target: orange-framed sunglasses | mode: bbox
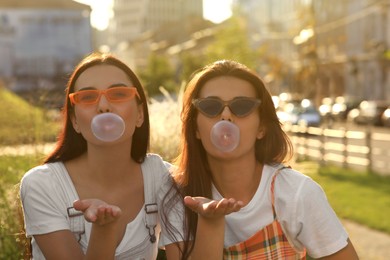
[69,87,140,105]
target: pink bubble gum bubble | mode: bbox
[210,121,240,152]
[91,113,125,142]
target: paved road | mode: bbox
[342,220,390,260]
[1,143,390,259]
[0,143,55,156]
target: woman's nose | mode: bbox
[220,105,233,121]
[97,95,111,113]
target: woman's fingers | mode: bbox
[95,205,122,225]
[184,196,244,218]
[73,199,122,225]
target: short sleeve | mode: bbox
[20,165,70,237]
[277,173,349,258]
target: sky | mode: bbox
[74,0,232,31]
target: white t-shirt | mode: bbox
[20,153,182,260]
[212,164,349,259]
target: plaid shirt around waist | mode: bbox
[223,168,306,260]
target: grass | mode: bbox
[149,87,182,162]
[0,87,60,146]
[0,154,43,260]
[294,161,390,233]
[307,163,390,233]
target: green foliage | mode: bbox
[178,52,207,83]
[0,87,60,146]
[139,54,177,97]
[205,16,258,69]
[140,15,262,93]
[0,155,41,260]
[296,161,390,234]
[0,180,24,260]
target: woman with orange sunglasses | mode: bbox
[20,53,183,259]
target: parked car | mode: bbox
[319,97,335,126]
[319,96,362,124]
[331,96,362,121]
[381,106,390,127]
[347,100,389,126]
[277,99,321,127]
[319,97,334,119]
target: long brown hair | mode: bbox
[169,60,293,259]
[20,53,150,258]
[44,52,150,164]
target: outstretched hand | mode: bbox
[73,199,122,226]
[184,196,244,219]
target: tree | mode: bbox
[179,52,206,83]
[205,16,258,70]
[138,54,176,98]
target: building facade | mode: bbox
[237,0,390,103]
[0,0,92,107]
[107,0,203,49]
[104,0,204,71]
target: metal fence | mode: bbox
[285,125,390,176]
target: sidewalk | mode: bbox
[342,219,390,260]
[0,143,55,156]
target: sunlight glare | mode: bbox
[74,0,113,31]
[203,0,232,23]
[75,0,232,29]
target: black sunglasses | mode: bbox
[192,97,261,118]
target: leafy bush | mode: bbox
[0,87,60,146]
[139,54,177,97]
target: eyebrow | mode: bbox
[202,96,255,100]
[78,83,130,91]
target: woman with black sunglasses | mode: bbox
[19,53,184,259]
[163,60,359,259]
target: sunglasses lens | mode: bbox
[74,91,99,104]
[107,88,135,101]
[193,97,260,117]
[70,87,138,105]
[197,99,223,117]
[230,99,259,117]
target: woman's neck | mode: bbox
[69,141,138,183]
[208,155,263,205]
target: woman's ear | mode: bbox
[257,127,265,139]
[70,115,81,133]
[136,104,144,127]
[196,129,201,139]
